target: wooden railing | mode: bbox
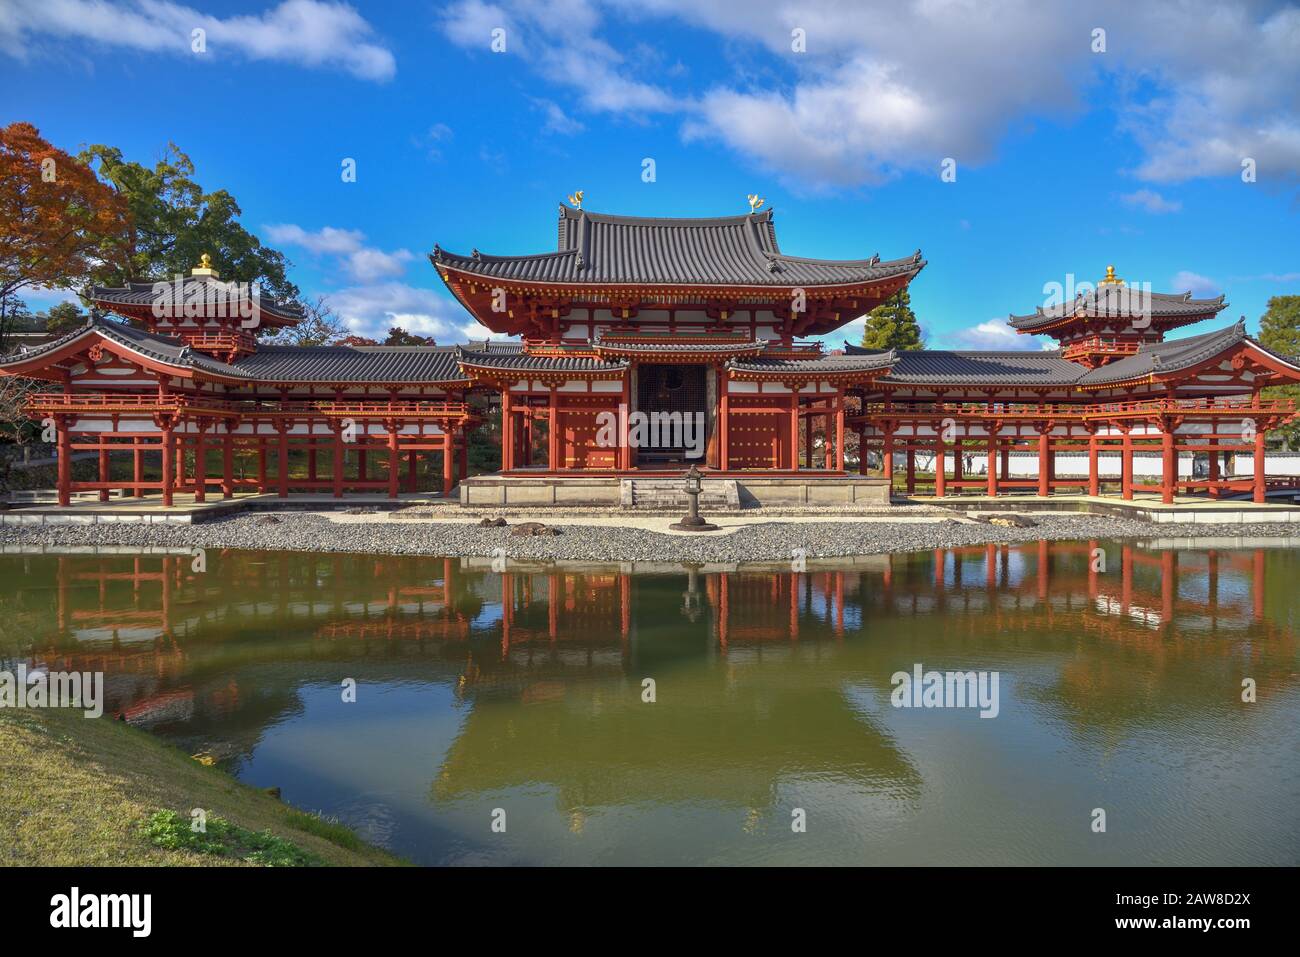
[854,397,1296,420]
[26,393,471,421]
[179,330,258,356]
[1061,336,1143,362]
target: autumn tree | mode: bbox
[1258,295,1300,450]
[861,289,925,351]
[383,326,435,346]
[79,141,298,304]
[0,122,129,323]
[263,296,348,346]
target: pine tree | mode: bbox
[1258,295,1300,450]
[860,290,925,351]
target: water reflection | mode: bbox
[0,541,1296,865]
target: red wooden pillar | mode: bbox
[308,445,318,483]
[133,445,143,497]
[98,440,110,502]
[805,410,813,468]
[332,426,344,498]
[1037,428,1050,497]
[1000,446,1010,483]
[986,433,997,497]
[387,424,399,499]
[882,428,894,484]
[790,394,801,472]
[443,431,455,497]
[1253,428,1266,503]
[834,399,845,472]
[1087,431,1100,497]
[934,436,946,498]
[906,447,916,493]
[161,426,175,507]
[548,387,559,471]
[407,449,418,492]
[56,417,71,506]
[277,425,289,498]
[719,379,730,471]
[952,438,963,486]
[1161,426,1176,504]
[193,427,206,503]
[1207,434,1220,498]
[257,437,268,493]
[1121,429,1134,500]
[619,375,631,470]
[221,430,234,499]
[500,391,514,472]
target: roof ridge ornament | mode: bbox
[1099,264,1124,286]
[192,252,219,278]
[747,193,765,214]
[567,189,584,210]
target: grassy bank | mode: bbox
[0,707,403,866]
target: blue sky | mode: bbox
[4,0,1299,348]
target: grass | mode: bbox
[0,707,404,867]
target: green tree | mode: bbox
[1258,295,1300,450]
[264,296,347,346]
[41,301,85,336]
[860,290,925,351]
[78,142,298,304]
[0,290,34,353]
[383,326,435,346]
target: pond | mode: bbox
[1,540,1296,866]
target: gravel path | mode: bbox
[2,512,1298,564]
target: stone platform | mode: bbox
[913,492,1300,524]
[0,491,446,525]
[458,473,892,508]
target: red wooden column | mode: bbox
[1087,430,1100,497]
[56,417,72,506]
[805,409,813,468]
[1037,427,1050,497]
[619,375,631,470]
[1207,434,1220,499]
[1161,425,1176,504]
[277,424,289,498]
[952,438,963,486]
[222,429,234,499]
[719,377,730,471]
[1253,428,1267,503]
[97,439,110,502]
[934,436,946,498]
[132,444,144,498]
[193,426,206,503]
[257,437,268,493]
[882,427,895,484]
[332,425,344,498]
[161,425,175,507]
[500,390,514,472]
[1121,428,1134,500]
[790,394,801,472]
[906,446,916,493]
[986,432,998,497]
[547,387,559,471]
[834,398,845,472]
[386,422,399,499]
[442,431,454,497]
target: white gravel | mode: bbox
[2,511,1298,563]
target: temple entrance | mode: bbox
[635,364,709,467]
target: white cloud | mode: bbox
[0,0,396,80]
[438,0,1300,188]
[1120,189,1182,214]
[265,224,414,282]
[533,98,584,135]
[1170,270,1220,298]
[327,282,504,342]
[951,320,1047,352]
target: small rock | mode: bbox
[479,517,507,527]
[988,514,1037,528]
[256,514,282,525]
[510,521,561,537]
[263,786,282,801]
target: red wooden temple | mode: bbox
[3,203,1299,506]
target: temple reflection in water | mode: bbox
[1,541,1296,864]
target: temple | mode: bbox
[3,203,1299,507]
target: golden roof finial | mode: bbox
[567,190,584,210]
[192,252,219,278]
[747,193,765,213]
[1099,264,1124,286]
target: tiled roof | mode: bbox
[455,349,628,374]
[1076,320,1300,385]
[89,277,304,324]
[728,352,897,375]
[432,205,925,288]
[861,348,1089,385]
[592,333,767,357]
[1009,286,1226,331]
[235,345,470,384]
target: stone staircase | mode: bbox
[620,478,740,510]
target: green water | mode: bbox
[1,541,1297,866]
